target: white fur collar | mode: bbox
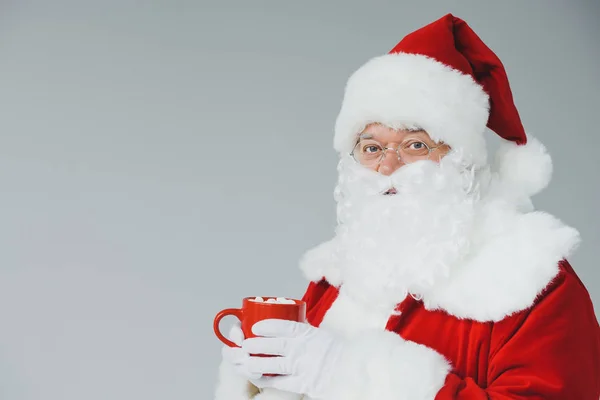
[300,198,580,322]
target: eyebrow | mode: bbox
[404,131,429,140]
[404,129,427,135]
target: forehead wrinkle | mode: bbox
[359,131,427,144]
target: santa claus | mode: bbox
[214,13,600,400]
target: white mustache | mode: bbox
[341,156,456,196]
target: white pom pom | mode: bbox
[494,135,552,197]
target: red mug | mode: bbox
[214,297,307,347]
[214,297,306,376]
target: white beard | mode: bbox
[328,153,481,310]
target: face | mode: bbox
[355,123,450,176]
[325,124,476,307]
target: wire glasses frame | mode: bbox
[350,138,446,167]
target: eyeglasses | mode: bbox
[350,138,445,167]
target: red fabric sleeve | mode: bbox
[301,279,330,311]
[436,262,600,399]
[300,279,338,327]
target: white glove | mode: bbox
[240,319,343,399]
[221,322,262,380]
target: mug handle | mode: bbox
[213,308,243,347]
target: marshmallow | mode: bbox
[250,296,295,304]
[277,297,296,304]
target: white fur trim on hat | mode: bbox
[334,53,490,166]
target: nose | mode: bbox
[377,149,403,176]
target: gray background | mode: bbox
[0,1,598,399]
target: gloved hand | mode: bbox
[221,322,262,381]
[240,319,344,399]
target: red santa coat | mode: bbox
[302,259,600,399]
[214,203,600,400]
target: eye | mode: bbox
[408,141,427,150]
[402,141,431,157]
[363,144,382,153]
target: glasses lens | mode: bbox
[353,140,384,166]
[400,141,431,159]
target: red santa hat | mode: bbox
[334,13,552,197]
